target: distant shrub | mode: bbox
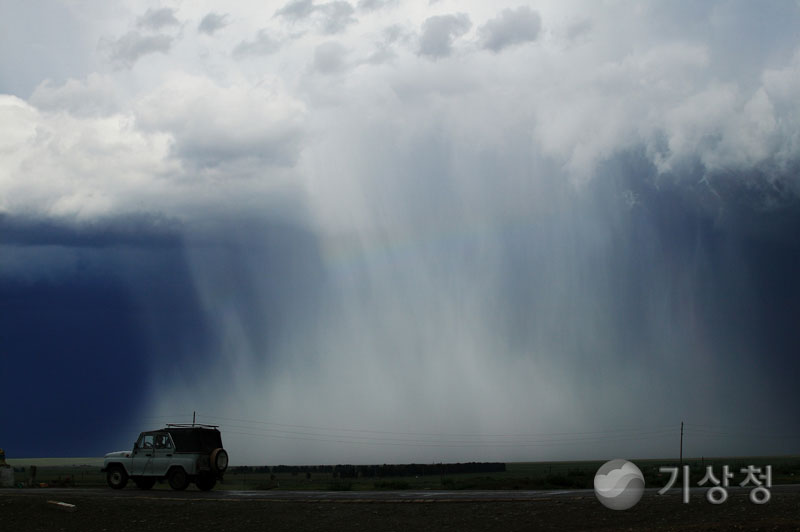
[544,474,589,489]
[374,480,410,489]
[327,481,352,491]
[567,468,589,477]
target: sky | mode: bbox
[1,0,800,465]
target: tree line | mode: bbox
[230,462,506,478]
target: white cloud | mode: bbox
[275,0,357,34]
[0,71,306,221]
[357,0,397,12]
[317,1,357,34]
[105,31,173,68]
[137,8,180,30]
[233,29,281,58]
[134,73,306,171]
[313,41,349,74]
[275,0,315,21]
[478,6,541,52]
[0,1,797,223]
[760,50,800,165]
[418,13,471,59]
[198,12,229,35]
[0,94,175,219]
[29,74,120,117]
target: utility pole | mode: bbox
[193,411,196,427]
[679,421,684,468]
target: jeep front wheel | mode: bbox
[196,472,217,491]
[168,467,190,491]
[106,465,128,489]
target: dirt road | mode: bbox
[2,487,799,531]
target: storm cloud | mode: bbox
[2,1,800,464]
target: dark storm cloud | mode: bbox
[166,218,331,372]
[0,209,329,457]
[198,12,230,35]
[137,8,180,30]
[106,31,173,67]
[418,13,471,59]
[0,216,198,457]
[0,213,181,249]
[615,157,800,412]
[0,272,151,457]
[478,6,541,52]
[233,29,281,57]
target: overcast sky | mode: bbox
[2,0,800,464]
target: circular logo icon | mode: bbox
[594,459,645,510]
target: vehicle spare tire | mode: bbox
[210,448,228,474]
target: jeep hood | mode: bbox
[104,450,132,459]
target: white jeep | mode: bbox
[102,424,228,491]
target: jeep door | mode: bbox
[130,433,155,475]
[147,432,176,476]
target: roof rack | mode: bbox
[164,423,220,429]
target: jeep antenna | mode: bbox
[193,411,196,427]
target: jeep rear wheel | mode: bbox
[196,472,216,491]
[106,465,128,489]
[134,477,156,490]
[168,467,189,491]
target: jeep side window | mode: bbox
[154,433,173,449]
[140,434,155,449]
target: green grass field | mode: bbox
[5,456,799,491]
